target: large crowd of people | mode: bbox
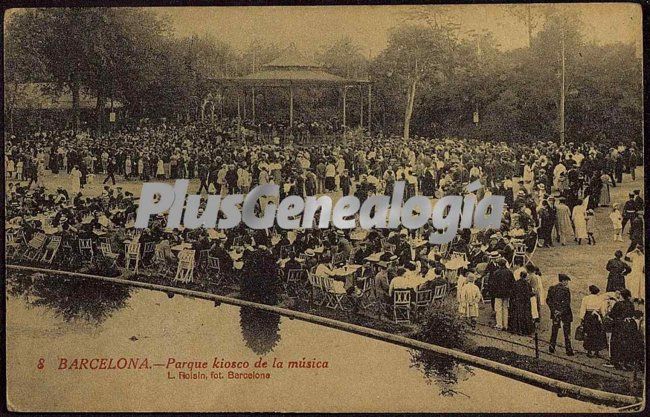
[5,118,645,370]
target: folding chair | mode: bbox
[99,242,119,269]
[152,246,173,276]
[141,241,156,266]
[24,233,47,261]
[393,289,412,324]
[174,249,196,283]
[41,236,62,264]
[432,284,448,305]
[78,238,94,263]
[332,251,347,265]
[279,245,294,259]
[413,288,433,315]
[125,242,141,273]
[511,241,529,267]
[284,268,305,298]
[6,231,23,259]
[307,272,325,306]
[440,242,450,257]
[450,251,468,262]
[191,249,210,274]
[322,277,350,311]
[354,275,376,311]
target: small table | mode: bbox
[365,252,384,262]
[171,242,193,252]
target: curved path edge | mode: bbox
[6,264,642,407]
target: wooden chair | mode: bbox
[232,236,243,248]
[6,231,22,259]
[99,242,119,267]
[152,246,173,276]
[511,241,529,266]
[141,241,156,266]
[125,242,141,273]
[322,277,350,311]
[450,251,468,262]
[332,251,347,265]
[284,268,305,298]
[174,249,196,283]
[413,288,433,315]
[279,245,293,259]
[354,276,376,311]
[432,284,448,305]
[436,242,450,258]
[307,272,325,306]
[393,289,412,324]
[41,236,62,264]
[78,238,94,263]
[24,233,47,261]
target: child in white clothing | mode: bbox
[609,204,623,241]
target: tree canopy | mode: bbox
[5,7,642,143]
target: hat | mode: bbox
[558,273,571,282]
[305,249,315,257]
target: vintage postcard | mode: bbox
[3,3,645,413]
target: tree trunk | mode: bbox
[70,78,81,133]
[403,78,417,140]
[96,88,106,136]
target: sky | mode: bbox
[153,3,642,57]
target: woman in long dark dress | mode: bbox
[609,289,640,370]
[508,271,534,336]
[580,285,608,357]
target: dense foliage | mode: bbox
[5,6,642,143]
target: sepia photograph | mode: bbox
[3,2,645,413]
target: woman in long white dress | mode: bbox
[626,245,645,302]
[599,173,613,206]
[156,158,165,179]
[572,196,589,244]
[70,165,81,195]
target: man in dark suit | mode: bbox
[490,258,515,330]
[627,212,644,254]
[546,273,574,355]
[621,193,637,233]
[197,160,210,194]
[103,158,117,185]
